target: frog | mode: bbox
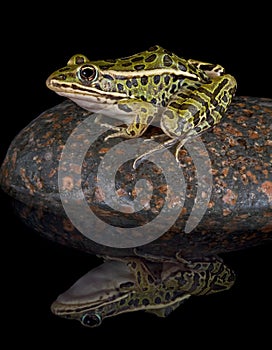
[46,45,237,167]
[51,254,235,327]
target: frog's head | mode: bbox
[51,260,137,327]
[46,54,129,112]
[51,259,192,327]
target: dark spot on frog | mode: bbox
[75,56,85,65]
[163,54,173,67]
[153,75,160,85]
[118,104,132,113]
[131,56,144,62]
[99,64,115,70]
[122,62,133,67]
[131,261,137,269]
[142,298,150,306]
[132,78,138,87]
[145,54,157,62]
[119,298,126,305]
[58,74,66,80]
[103,74,114,81]
[165,292,171,301]
[137,271,141,284]
[133,298,140,306]
[104,58,117,63]
[147,115,154,124]
[126,80,132,88]
[148,45,159,52]
[134,64,145,71]
[164,75,170,85]
[164,110,175,119]
[117,83,124,91]
[148,274,154,284]
[170,84,177,94]
[222,93,229,103]
[178,62,187,71]
[169,101,182,110]
[119,281,134,289]
[141,76,148,85]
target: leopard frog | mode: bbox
[51,255,235,327]
[46,45,237,166]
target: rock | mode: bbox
[0,97,271,259]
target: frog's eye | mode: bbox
[78,65,97,83]
[81,313,102,327]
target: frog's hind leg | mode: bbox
[161,74,237,161]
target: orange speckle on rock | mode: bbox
[259,181,272,203]
[222,189,238,206]
[70,163,82,175]
[181,207,187,214]
[62,176,74,191]
[224,124,243,137]
[261,221,272,233]
[228,137,238,146]
[48,169,56,178]
[246,170,258,184]
[223,208,232,216]
[262,169,268,178]
[208,201,215,209]
[95,186,105,202]
[99,147,110,154]
[63,218,75,232]
[221,168,229,178]
[248,130,259,139]
[116,188,127,197]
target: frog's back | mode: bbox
[91,45,189,72]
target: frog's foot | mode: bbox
[144,133,168,142]
[104,126,132,141]
[132,137,180,169]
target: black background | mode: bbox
[1,6,271,347]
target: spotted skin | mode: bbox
[46,45,237,166]
[51,256,235,327]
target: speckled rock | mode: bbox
[0,96,271,259]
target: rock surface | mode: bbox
[0,96,271,258]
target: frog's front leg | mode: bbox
[161,74,237,161]
[104,99,157,141]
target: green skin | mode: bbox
[51,255,235,327]
[46,45,237,166]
